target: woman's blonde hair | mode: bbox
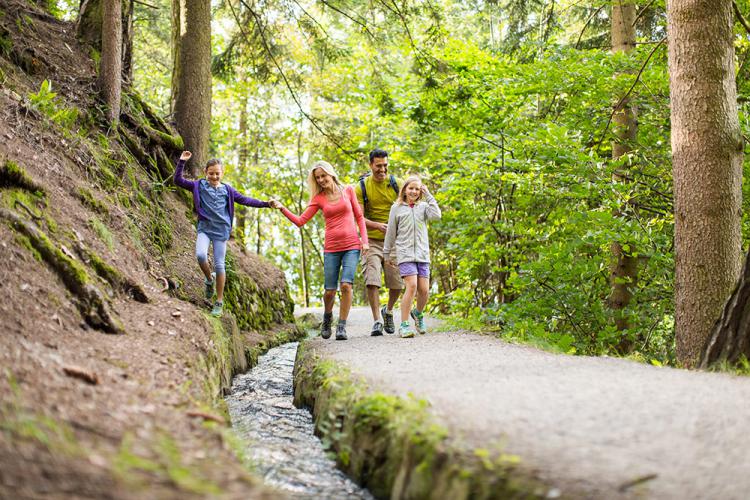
[398,175,423,204]
[307,161,342,200]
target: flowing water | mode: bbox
[226,342,373,499]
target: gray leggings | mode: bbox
[195,232,227,275]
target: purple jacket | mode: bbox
[173,159,269,224]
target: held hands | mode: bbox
[180,151,192,161]
[268,199,281,209]
[362,243,370,252]
[376,222,388,233]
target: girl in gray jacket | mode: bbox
[383,176,442,337]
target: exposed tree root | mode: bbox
[700,249,750,368]
[74,241,150,303]
[0,208,125,334]
[0,160,46,195]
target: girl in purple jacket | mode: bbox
[174,151,273,317]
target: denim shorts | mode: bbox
[324,249,360,290]
[398,261,430,278]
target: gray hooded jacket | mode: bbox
[383,192,441,264]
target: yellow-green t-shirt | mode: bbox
[355,175,401,241]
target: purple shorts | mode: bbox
[398,262,430,278]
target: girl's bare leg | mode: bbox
[416,277,429,312]
[400,275,418,324]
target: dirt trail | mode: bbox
[299,306,750,499]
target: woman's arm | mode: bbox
[348,187,369,246]
[280,200,319,227]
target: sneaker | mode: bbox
[399,321,415,339]
[410,309,426,334]
[204,272,216,300]
[210,301,223,317]
[321,313,333,339]
[370,321,384,337]
[381,305,395,334]
[335,323,348,341]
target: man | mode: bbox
[355,148,403,335]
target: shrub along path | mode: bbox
[296,306,750,499]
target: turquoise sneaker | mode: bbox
[410,309,426,334]
[210,301,223,317]
[399,321,415,338]
[204,272,216,300]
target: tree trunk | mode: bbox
[78,0,132,82]
[300,227,310,307]
[700,248,750,367]
[667,0,743,367]
[234,92,249,250]
[100,0,122,127]
[122,0,133,82]
[608,0,639,346]
[171,0,211,173]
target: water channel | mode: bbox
[226,342,374,499]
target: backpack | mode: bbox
[359,173,399,210]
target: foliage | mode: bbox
[28,79,79,131]
[127,0,750,363]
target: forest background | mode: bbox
[53,0,750,365]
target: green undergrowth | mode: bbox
[28,80,80,132]
[294,345,549,499]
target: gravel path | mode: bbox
[297,306,750,499]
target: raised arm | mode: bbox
[382,204,399,257]
[423,188,442,221]
[280,201,320,228]
[348,187,369,246]
[173,152,197,190]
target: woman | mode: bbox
[274,161,369,340]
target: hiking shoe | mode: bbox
[204,272,216,300]
[335,323,348,341]
[381,305,395,334]
[399,322,415,339]
[370,321,384,336]
[321,313,333,339]
[410,309,426,334]
[210,301,223,317]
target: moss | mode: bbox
[14,233,42,261]
[0,28,12,58]
[113,432,222,496]
[88,216,115,251]
[1,373,81,456]
[0,160,45,195]
[75,187,109,216]
[223,251,295,332]
[1,208,124,334]
[87,142,122,192]
[293,349,550,499]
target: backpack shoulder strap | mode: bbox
[388,174,399,195]
[359,174,369,207]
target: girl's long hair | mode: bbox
[307,160,343,200]
[398,175,423,205]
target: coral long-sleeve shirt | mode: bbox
[281,186,368,253]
